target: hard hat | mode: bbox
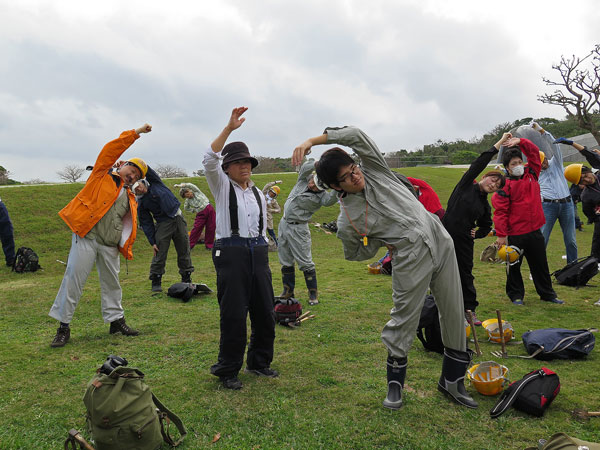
[270,186,281,196]
[465,319,471,338]
[126,157,148,178]
[367,262,382,274]
[564,164,583,185]
[498,245,522,265]
[539,151,545,164]
[481,319,514,344]
[467,361,509,396]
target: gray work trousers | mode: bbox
[381,236,466,359]
[49,233,124,324]
[277,220,314,271]
[150,215,194,276]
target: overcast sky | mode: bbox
[0,0,598,182]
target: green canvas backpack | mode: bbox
[83,366,186,450]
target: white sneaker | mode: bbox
[594,299,600,306]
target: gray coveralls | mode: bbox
[277,160,338,271]
[326,126,466,359]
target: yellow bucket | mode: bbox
[467,361,509,396]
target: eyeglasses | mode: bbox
[337,164,359,184]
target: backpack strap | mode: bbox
[228,182,240,236]
[152,393,187,447]
[490,369,545,418]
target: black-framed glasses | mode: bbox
[337,164,358,184]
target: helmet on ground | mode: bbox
[367,262,382,274]
[126,157,148,178]
[481,319,514,343]
[564,164,583,185]
[465,319,471,338]
[270,186,281,196]
[467,361,509,396]
[498,245,522,265]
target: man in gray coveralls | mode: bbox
[294,126,476,411]
[278,159,338,305]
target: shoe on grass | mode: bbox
[512,299,524,305]
[109,317,139,336]
[245,367,279,378]
[50,327,70,348]
[465,310,482,326]
[220,376,243,390]
[543,298,565,305]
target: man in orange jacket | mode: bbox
[48,124,152,347]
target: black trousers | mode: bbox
[592,221,600,259]
[450,232,478,311]
[210,237,276,378]
[507,230,557,302]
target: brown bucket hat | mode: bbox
[221,141,259,169]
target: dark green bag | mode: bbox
[83,366,186,450]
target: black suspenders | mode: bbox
[228,182,263,237]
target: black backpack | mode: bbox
[490,367,560,418]
[12,247,41,273]
[416,295,443,354]
[551,255,598,287]
[167,283,212,302]
[521,328,596,360]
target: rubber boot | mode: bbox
[303,269,319,305]
[181,271,192,283]
[437,348,478,408]
[149,274,162,292]
[383,356,407,410]
[280,266,295,299]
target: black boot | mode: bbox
[280,266,295,299]
[181,271,192,284]
[437,348,478,408]
[383,356,407,410]
[303,269,319,305]
[149,274,162,292]
[109,317,139,336]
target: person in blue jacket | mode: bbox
[138,166,194,292]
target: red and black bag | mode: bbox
[490,367,560,418]
[274,298,302,326]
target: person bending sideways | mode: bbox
[49,124,152,347]
[294,125,477,411]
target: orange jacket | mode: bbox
[58,130,140,260]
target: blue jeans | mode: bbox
[541,200,577,263]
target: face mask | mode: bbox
[510,165,525,177]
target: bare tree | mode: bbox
[192,169,205,177]
[538,44,600,144]
[154,164,188,178]
[0,166,10,184]
[57,164,85,183]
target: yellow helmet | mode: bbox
[467,361,509,396]
[465,319,471,338]
[270,186,281,196]
[367,262,382,274]
[539,151,545,164]
[498,245,522,264]
[126,157,148,178]
[481,319,514,344]
[564,164,583,184]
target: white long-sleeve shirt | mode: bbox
[202,148,267,240]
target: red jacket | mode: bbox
[58,130,140,259]
[491,138,545,237]
[406,177,444,218]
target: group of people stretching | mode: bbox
[40,107,599,411]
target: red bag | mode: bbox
[274,298,302,326]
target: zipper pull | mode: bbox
[363,236,368,246]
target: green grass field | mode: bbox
[0,167,599,449]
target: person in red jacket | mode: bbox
[48,124,152,348]
[492,136,563,305]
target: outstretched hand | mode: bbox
[503,137,520,148]
[227,107,248,131]
[136,124,152,134]
[553,137,574,146]
[292,140,312,167]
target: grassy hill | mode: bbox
[0,169,599,449]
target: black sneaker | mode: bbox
[245,367,279,378]
[50,327,70,348]
[109,317,139,336]
[220,376,243,390]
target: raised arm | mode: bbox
[554,137,600,169]
[211,107,247,153]
[457,133,511,188]
[292,134,328,167]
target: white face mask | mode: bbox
[510,164,525,177]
